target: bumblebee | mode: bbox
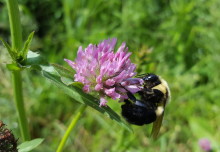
[121,73,170,139]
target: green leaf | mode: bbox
[14,50,49,71]
[71,81,84,89]
[18,138,44,152]
[42,70,132,132]
[52,63,75,78]
[0,38,17,60]
[41,65,59,76]
[20,31,35,60]
[61,77,75,86]
[6,63,21,71]
[24,50,48,68]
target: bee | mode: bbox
[121,73,170,139]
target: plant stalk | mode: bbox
[56,105,87,152]
[6,0,30,141]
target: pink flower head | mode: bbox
[64,38,143,106]
[198,138,212,152]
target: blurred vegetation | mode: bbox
[1,0,220,151]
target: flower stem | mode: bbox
[6,0,22,50]
[6,0,30,141]
[56,105,87,152]
[12,71,30,141]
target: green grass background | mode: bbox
[1,0,220,151]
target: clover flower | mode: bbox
[64,38,143,106]
[198,138,212,152]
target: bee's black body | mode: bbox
[121,74,170,126]
[121,99,157,125]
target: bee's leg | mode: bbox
[126,91,137,103]
[124,99,131,104]
[119,83,137,103]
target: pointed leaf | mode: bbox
[14,50,49,71]
[61,77,75,86]
[52,63,75,79]
[0,38,17,60]
[71,82,84,89]
[18,138,44,152]
[42,70,132,132]
[24,50,48,67]
[21,31,35,60]
[6,63,21,71]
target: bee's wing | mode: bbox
[151,110,164,139]
[150,101,166,139]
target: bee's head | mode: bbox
[142,73,161,88]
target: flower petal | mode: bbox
[99,97,108,107]
[83,85,90,93]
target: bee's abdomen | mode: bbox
[121,103,157,126]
